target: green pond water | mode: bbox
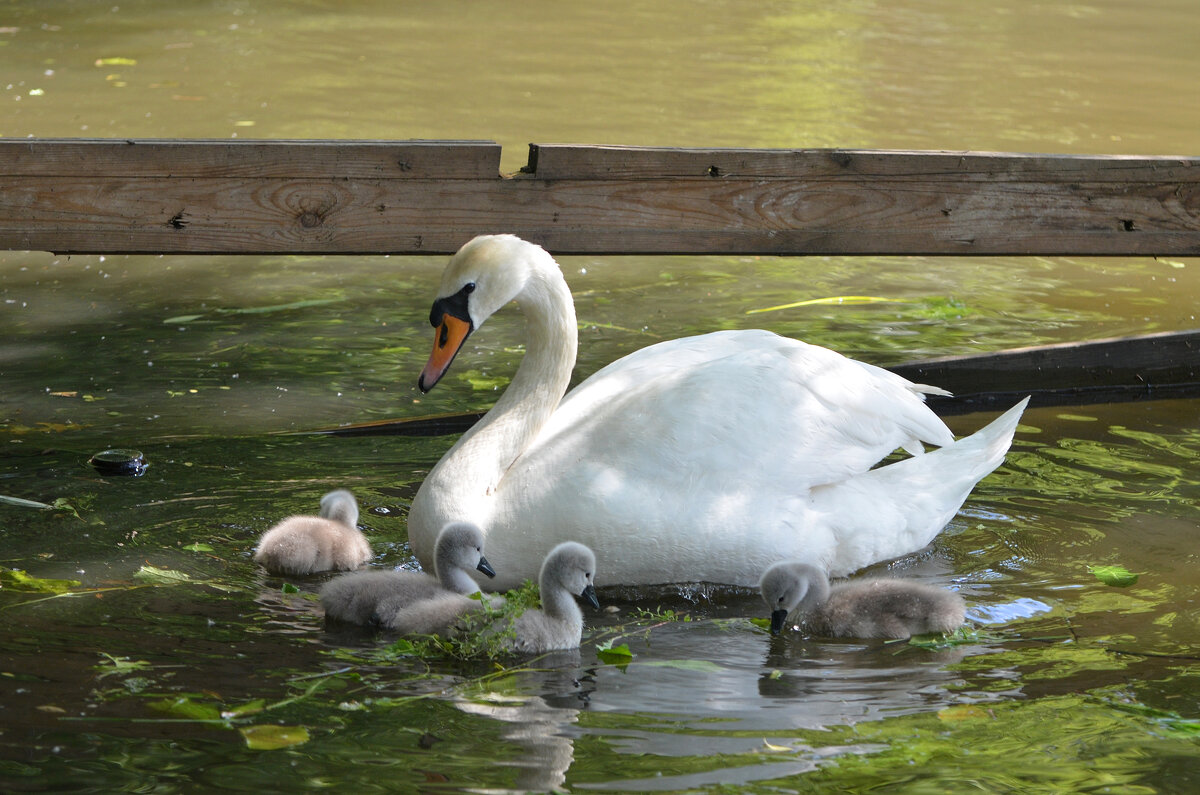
[2,1,1200,792]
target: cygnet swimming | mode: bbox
[760,560,966,639]
[320,520,495,625]
[253,489,371,575]
[376,541,600,654]
[503,541,600,654]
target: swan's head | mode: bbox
[759,561,831,635]
[318,489,359,527]
[541,541,601,610]
[434,520,496,579]
[418,234,554,392]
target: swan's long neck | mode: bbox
[540,581,584,632]
[435,543,482,594]
[793,566,832,615]
[472,266,578,471]
[439,565,481,595]
[414,260,577,535]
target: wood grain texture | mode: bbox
[2,140,1199,255]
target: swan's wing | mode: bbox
[481,331,957,585]
[530,329,953,490]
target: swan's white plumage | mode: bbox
[408,234,1027,590]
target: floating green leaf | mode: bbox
[133,565,195,585]
[280,582,300,594]
[239,724,311,750]
[149,695,223,721]
[131,565,240,593]
[49,498,82,520]
[906,626,995,650]
[94,56,137,66]
[221,699,267,719]
[181,542,214,553]
[0,569,81,593]
[637,659,724,673]
[1091,565,1138,587]
[460,369,510,391]
[94,653,155,679]
[596,641,634,665]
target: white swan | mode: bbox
[319,521,495,625]
[408,234,1028,590]
[254,489,371,575]
[376,541,600,655]
[760,560,966,638]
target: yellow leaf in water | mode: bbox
[239,725,311,750]
[746,295,903,315]
[938,705,991,722]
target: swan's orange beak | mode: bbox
[418,314,472,392]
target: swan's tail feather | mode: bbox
[936,394,1029,473]
[817,396,1029,576]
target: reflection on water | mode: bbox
[2,0,1200,790]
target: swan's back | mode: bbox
[253,490,371,575]
[322,521,494,625]
[526,330,954,495]
[488,330,984,587]
[760,560,965,639]
[320,569,440,624]
[376,590,486,634]
[816,578,966,639]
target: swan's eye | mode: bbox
[463,282,476,294]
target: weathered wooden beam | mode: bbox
[2,139,1198,256]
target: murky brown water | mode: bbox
[2,1,1199,792]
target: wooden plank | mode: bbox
[306,329,1200,436]
[0,139,501,178]
[527,144,1200,182]
[2,140,1199,255]
[5,173,1196,256]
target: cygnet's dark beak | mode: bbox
[580,583,600,610]
[769,608,789,636]
[476,556,496,578]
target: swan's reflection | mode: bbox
[452,652,588,792]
